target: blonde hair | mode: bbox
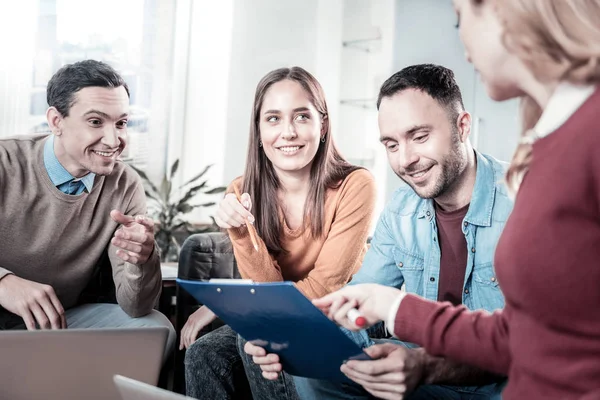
[491,0,600,193]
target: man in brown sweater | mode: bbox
[0,60,175,352]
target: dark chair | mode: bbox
[174,232,241,394]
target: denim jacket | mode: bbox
[350,151,513,313]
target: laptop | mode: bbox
[114,375,191,400]
[0,327,168,400]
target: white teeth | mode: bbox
[279,146,300,153]
[94,150,114,157]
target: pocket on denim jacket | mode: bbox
[392,248,425,295]
[472,263,505,312]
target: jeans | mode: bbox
[185,324,299,400]
[0,303,176,361]
[294,325,505,400]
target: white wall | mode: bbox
[336,0,396,222]
[180,0,344,223]
[177,0,521,223]
[388,0,519,200]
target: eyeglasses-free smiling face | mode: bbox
[378,89,468,199]
[258,79,324,179]
[50,86,129,177]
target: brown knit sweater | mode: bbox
[0,135,161,318]
[228,169,376,300]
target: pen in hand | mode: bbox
[346,308,366,328]
[232,185,260,252]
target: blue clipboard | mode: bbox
[177,279,369,382]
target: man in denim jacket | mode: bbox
[298,65,511,398]
[247,64,512,399]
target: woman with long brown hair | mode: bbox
[259,1,600,399]
[181,66,376,399]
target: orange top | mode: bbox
[227,169,376,299]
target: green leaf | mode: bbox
[177,203,193,214]
[130,164,161,198]
[179,164,212,188]
[160,176,172,204]
[188,202,216,208]
[177,181,208,206]
[169,159,180,180]
[204,186,227,195]
[171,221,187,231]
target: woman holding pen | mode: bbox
[181,66,376,400]
[310,1,600,399]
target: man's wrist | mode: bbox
[414,347,436,385]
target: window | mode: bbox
[1,0,179,177]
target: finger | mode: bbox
[333,299,359,326]
[216,203,245,228]
[328,296,349,320]
[221,198,251,226]
[125,251,140,265]
[312,292,338,309]
[344,357,391,376]
[214,214,232,229]
[111,237,144,254]
[245,342,266,357]
[342,364,405,385]
[114,229,149,245]
[262,371,279,381]
[240,193,253,212]
[361,381,406,394]
[189,325,202,346]
[39,296,61,330]
[115,249,140,265]
[224,194,255,224]
[110,209,135,226]
[256,362,282,372]
[363,343,396,359]
[365,388,402,400]
[20,307,37,331]
[47,292,66,329]
[252,353,280,365]
[134,214,155,230]
[179,324,189,350]
[30,302,50,330]
[181,329,188,349]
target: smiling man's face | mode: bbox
[378,88,467,199]
[51,86,129,177]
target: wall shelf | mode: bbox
[342,37,381,53]
[340,98,377,109]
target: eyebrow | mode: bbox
[262,107,311,115]
[380,124,432,143]
[405,124,432,137]
[83,110,129,119]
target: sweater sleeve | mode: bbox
[108,175,162,318]
[229,170,376,299]
[393,294,511,376]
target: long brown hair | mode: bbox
[242,67,361,255]
[490,0,600,193]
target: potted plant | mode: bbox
[130,159,226,262]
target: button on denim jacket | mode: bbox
[351,151,513,313]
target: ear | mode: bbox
[320,114,328,137]
[455,111,472,143]
[46,107,64,135]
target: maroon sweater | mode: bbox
[393,89,600,399]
